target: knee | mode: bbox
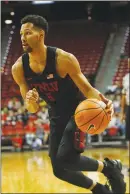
[53,166,64,179]
[51,156,66,179]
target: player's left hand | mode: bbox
[99,93,114,120]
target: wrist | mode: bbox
[25,100,39,113]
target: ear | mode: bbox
[39,30,45,39]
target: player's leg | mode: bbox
[56,117,126,194]
[50,138,112,193]
[56,117,100,171]
[49,116,113,193]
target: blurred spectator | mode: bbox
[11,134,23,151]
[6,110,17,122]
[25,121,36,147]
[37,107,49,122]
[7,99,14,110]
[107,112,126,136]
[2,97,50,150]
[113,94,121,113]
[35,122,45,144]
[31,137,43,150]
[42,121,50,144]
[121,57,130,163]
[104,84,126,138]
[7,97,22,111]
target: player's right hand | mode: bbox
[99,93,114,120]
[26,88,39,103]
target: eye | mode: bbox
[26,32,31,35]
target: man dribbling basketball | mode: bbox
[12,15,126,194]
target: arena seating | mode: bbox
[113,26,129,86]
[113,58,129,86]
[46,21,110,76]
[1,25,12,65]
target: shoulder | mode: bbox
[56,48,78,64]
[56,48,80,74]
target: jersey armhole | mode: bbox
[22,53,30,77]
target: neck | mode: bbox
[29,43,47,61]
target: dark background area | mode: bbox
[1,1,130,28]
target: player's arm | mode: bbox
[57,50,113,115]
[58,51,102,99]
[11,57,39,113]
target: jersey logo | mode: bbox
[47,74,54,79]
[30,81,58,92]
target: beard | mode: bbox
[23,45,33,53]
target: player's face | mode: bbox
[20,23,42,53]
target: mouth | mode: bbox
[22,43,28,48]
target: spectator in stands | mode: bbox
[22,110,29,126]
[113,94,121,113]
[1,109,8,125]
[37,107,49,122]
[35,121,45,144]
[42,121,50,145]
[121,58,130,172]
[2,96,49,152]
[7,97,22,111]
[2,97,49,129]
[7,99,14,110]
[16,107,29,125]
[6,110,17,123]
[106,112,125,136]
[31,137,43,150]
[12,133,23,152]
[14,98,22,110]
[25,120,36,148]
[121,58,130,141]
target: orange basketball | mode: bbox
[74,99,110,135]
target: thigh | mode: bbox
[57,117,80,162]
[48,115,71,163]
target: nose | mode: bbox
[21,34,25,42]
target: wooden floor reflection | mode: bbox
[2,148,129,193]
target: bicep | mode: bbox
[66,54,92,92]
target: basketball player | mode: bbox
[12,15,126,194]
[121,58,130,172]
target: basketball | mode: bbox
[74,99,110,135]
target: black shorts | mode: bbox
[126,105,130,140]
[48,113,86,164]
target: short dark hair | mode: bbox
[21,15,48,36]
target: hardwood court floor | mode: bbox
[2,148,129,193]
